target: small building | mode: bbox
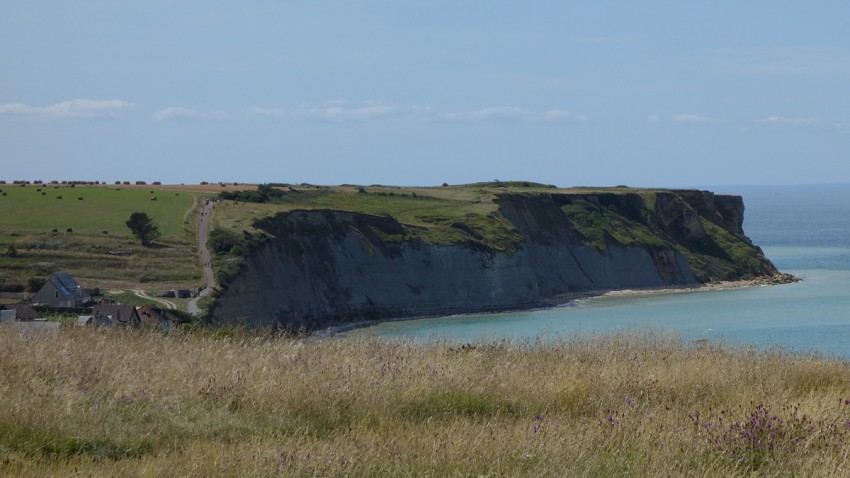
[91,304,140,327]
[32,272,91,308]
[138,304,173,332]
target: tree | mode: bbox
[126,212,161,246]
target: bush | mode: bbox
[0,283,24,292]
[218,184,286,203]
[26,277,46,292]
[126,212,161,246]
[208,229,242,254]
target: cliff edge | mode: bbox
[206,186,780,330]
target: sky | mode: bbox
[3,1,850,188]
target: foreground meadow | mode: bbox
[2,327,850,477]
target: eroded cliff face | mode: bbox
[208,190,777,330]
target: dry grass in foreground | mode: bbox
[2,327,850,477]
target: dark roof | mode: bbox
[92,304,140,326]
[48,272,87,300]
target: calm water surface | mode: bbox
[350,185,850,358]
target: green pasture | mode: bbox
[0,185,194,238]
[0,185,204,289]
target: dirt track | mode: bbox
[132,289,176,309]
[188,199,215,315]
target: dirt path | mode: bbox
[188,199,216,316]
[133,289,177,309]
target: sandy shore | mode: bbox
[315,273,800,336]
[584,272,800,300]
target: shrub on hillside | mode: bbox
[25,277,45,292]
[208,229,242,255]
[218,184,286,203]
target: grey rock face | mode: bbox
[207,189,776,330]
[209,195,708,329]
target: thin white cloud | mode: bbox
[0,99,134,118]
[543,109,590,122]
[248,107,287,117]
[446,107,588,123]
[151,107,226,121]
[646,114,661,123]
[446,106,532,121]
[293,104,400,121]
[672,113,715,124]
[190,102,588,124]
[757,116,822,125]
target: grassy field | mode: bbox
[0,185,193,237]
[0,184,207,290]
[2,328,849,476]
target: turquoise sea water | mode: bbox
[350,185,850,358]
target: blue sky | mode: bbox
[3,1,850,187]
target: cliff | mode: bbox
[206,186,779,330]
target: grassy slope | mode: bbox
[0,185,204,288]
[2,328,849,476]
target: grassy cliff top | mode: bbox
[211,182,678,250]
[209,182,772,283]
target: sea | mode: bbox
[348,184,850,359]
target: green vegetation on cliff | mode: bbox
[211,183,776,285]
[556,191,775,281]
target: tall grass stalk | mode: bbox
[1,326,849,476]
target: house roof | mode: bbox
[47,272,87,300]
[92,304,139,325]
[137,305,170,323]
